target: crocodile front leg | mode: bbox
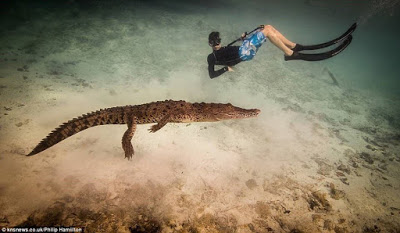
[122,116,137,160]
[148,114,171,133]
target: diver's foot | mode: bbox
[292,44,305,52]
[285,50,294,56]
[284,51,300,61]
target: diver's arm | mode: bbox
[207,54,228,79]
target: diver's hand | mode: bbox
[241,33,246,40]
[227,66,234,72]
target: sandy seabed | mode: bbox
[1,2,400,233]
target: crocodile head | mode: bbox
[191,103,260,122]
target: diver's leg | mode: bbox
[261,25,293,56]
[266,25,296,49]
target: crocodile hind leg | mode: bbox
[122,117,137,160]
[148,114,171,133]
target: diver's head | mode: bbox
[209,31,222,50]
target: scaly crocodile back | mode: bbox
[27,107,127,156]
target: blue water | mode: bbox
[1,0,399,95]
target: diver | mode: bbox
[207,23,356,79]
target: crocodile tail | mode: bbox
[27,107,125,156]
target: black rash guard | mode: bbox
[207,46,242,79]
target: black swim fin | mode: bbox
[284,35,352,61]
[293,23,357,52]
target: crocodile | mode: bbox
[27,100,260,159]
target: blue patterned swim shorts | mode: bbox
[239,31,267,61]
